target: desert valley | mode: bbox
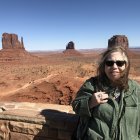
[0,33,140,105]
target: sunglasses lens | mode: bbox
[116,61,126,67]
[105,61,114,66]
[105,60,126,67]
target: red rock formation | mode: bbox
[66,41,75,49]
[63,41,82,56]
[2,33,24,49]
[108,35,129,50]
[0,33,39,62]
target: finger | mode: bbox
[95,93,102,99]
[100,99,108,103]
[101,92,108,96]
[98,92,105,95]
[97,94,102,98]
[101,94,109,100]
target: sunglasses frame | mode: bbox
[105,60,126,67]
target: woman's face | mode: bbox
[105,52,126,82]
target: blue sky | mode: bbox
[0,0,140,51]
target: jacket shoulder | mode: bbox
[128,79,140,89]
[128,79,140,100]
[76,76,98,96]
[85,76,98,85]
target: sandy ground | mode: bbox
[0,48,140,105]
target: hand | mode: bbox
[89,91,108,108]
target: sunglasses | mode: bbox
[105,60,126,67]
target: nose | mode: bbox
[112,63,118,68]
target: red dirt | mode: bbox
[0,48,140,105]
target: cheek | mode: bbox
[105,66,109,75]
[119,65,126,72]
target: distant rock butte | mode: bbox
[0,33,39,62]
[63,41,82,56]
[108,35,129,50]
[2,33,25,49]
[66,41,75,49]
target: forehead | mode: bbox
[107,52,124,60]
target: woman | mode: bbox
[72,46,140,140]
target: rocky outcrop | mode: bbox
[63,41,82,56]
[66,41,75,50]
[108,35,129,50]
[0,33,39,62]
[2,33,25,49]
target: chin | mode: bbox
[110,77,120,82]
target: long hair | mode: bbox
[97,46,130,91]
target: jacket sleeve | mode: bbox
[133,80,140,138]
[72,77,96,117]
[137,84,140,138]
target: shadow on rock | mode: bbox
[33,109,79,140]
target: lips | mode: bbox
[111,71,119,74]
[110,71,120,76]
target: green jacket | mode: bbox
[72,77,140,140]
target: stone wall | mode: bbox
[0,102,78,140]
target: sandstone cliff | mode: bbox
[63,41,82,56]
[108,35,129,50]
[0,33,39,62]
[2,33,25,49]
